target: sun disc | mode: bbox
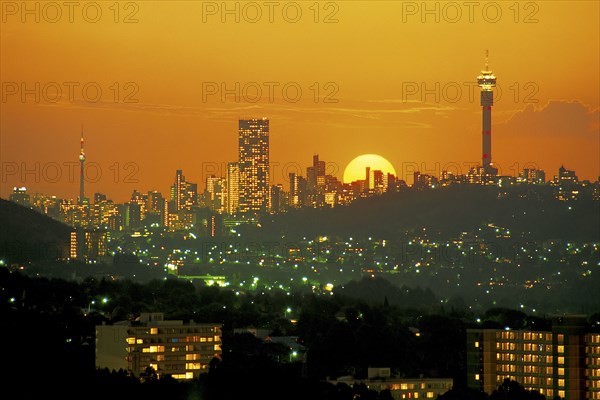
[343,154,397,183]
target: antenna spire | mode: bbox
[485,49,489,71]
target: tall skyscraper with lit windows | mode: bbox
[238,118,269,214]
[170,170,197,211]
[226,162,240,215]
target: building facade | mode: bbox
[327,368,452,400]
[96,313,222,380]
[238,118,269,214]
[467,315,600,400]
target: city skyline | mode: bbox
[1,1,599,202]
[2,116,595,206]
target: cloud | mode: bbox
[497,100,599,139]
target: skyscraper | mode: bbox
[226,162,240,215]
[170,170,197,211]
[477,51,497,175]
[238,118,270,214]
[172,169,185,211]
[307,154,326,207]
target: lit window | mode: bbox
[558,368,564,376]
[136,339,143,344]
[558,356,565,365]
[558,345,565,353]
[558,390,565,398]
[426,392,434,398]
[150,327,158,335]
[126,338,136,344]
[475,341,480,348]
[475,374,480,381]
[558,379,565,387]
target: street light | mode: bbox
[87,300,96,314]
[285,307,292,319]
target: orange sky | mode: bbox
[1,1,598,202]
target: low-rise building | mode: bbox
[327,368,453,399]
[96,312,222,380]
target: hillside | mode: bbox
[0,198,71,263]
[255,185,600,241]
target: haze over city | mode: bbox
[1,1,598,202]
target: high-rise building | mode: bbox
[226,162,240,215]
[467,315,600,400]
[205,175,224,212]
[307,155,326,207]
[9,187,30,206]
[130,190,148,220]
[171,170,198,211]
[147,191,164,214]
[238,118,270,214]
[270,184,287,213]
[123,202,141,230]
[477,51,498,176]
[69,228,107,261]
[519,169,546,184]
[557,166,578,184]
[172,170,185,211]
[289,172,307,208]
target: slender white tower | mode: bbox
[78,128,86,205]
[477,51,497,174]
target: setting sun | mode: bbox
[343,154,397,184]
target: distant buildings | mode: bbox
[9,187,30,206]
[69,228,108,261]
[96,312,222,380]
[326,368,453,400]
[518,169,546,185]
[467,315,600,400]
[3,117,597,233]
